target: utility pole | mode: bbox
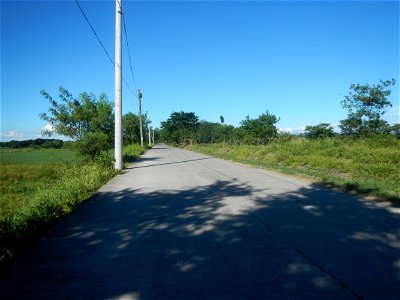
[138,89,144,148]
[152,129,155,145]
[114,0,122,170]
[148,127,152,147]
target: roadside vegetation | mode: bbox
[159,79,399,202]
[189,137,400,202]
[1,87,149,264]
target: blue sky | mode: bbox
[1,0,399,141]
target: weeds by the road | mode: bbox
[123,144,146,164]
[0,163,115,263]
[189,137,400,202]
[0,145,146,264]
[0,149,81,219]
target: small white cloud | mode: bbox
[0,130,27,141]
[42,124,54,132]
[279,126,306,134]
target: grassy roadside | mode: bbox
[188,138,400,203]
[0,145,145,264]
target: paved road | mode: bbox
[1,144,399,299]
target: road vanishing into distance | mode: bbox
[1,144,399,299]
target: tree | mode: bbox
[305,123,335,139]
[240,111,280,145]
[220,115,225,124]
[161,111,199,145]
[196,121,234,144]
[40,86,114,158]
[122,112,140,145]
[122,112,152,146]
[339,79,395,136]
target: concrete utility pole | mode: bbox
[114,0,122,170]
[138,89,144,148]
[152,129,155,145]
[148,127,152,147]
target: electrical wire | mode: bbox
[75,0,136,96]
[116,0,138,92]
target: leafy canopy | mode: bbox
[305,123,335,139]
[339,79,395,136]
[40,87,114,159]
[40,86,114,141]
[161,111,199,145]
[122,112,151,146]
[240,111,280,145]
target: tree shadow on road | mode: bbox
[1,180,399,299]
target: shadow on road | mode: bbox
[1,180,399,299]
[127,157,211,170]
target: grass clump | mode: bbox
[123,144,146,164]
[189,137,400,202]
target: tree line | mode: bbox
[0,138,64,149]
[36,79,398,157]
[160,79,399,145]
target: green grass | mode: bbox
[0,149,103,262]
[0,149,81,219]
[123,144,146,164]
[0,145,146,263]
[189,137,400,202]
[0,148,78,164]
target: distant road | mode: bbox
[1,144,399,299]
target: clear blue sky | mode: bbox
[1,0,399,141]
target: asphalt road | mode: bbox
[1,144,399,299]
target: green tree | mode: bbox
[339,79,395,136]
[240,111,280,145]
[161,111,199,145]
[305,123,335,139]
[122,112,152,146]
[40,86,114,158]
[122,112,140,145]
[196,121,233,144]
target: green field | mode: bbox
[0,146,146,262]
[0,148,78,165]
[0,149,82,218]
[189,137,400,202]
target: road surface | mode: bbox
[1,144,399,299]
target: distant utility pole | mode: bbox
[114,0,122,170]
[138,89,144,148]
[152,129,155,145]
[148,127,152,147]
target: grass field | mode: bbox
[0,146,146,263]
[0,149,81,218]
[0,148,78,164]
[189,137,400,202]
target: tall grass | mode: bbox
[0,145,145,263]
[0,163,116,262]
[189,137,400,202]
[123,144,146,164]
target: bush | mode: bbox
[77,131,111,160]
[123,144,145,163]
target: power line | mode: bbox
[75,0,136,96]
[123,14,137,92]
[116,0,138,92]
[75,0,114,66]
